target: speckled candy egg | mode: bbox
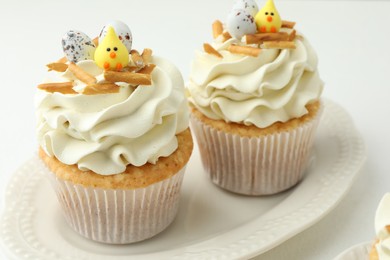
[232,0,259,17]
[99,20,132,53]
[227,9,257,40]
[62,30,96,63]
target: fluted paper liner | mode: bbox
[190,107,323,196]
[45,167,186,244]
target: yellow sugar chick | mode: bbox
[94,26,129,71]
[255,0,282,33]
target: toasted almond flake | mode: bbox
[92,36,99,47]
[105,71,152,85]
[245,35,259,44]
[222,31,232,42]
[288,29,296,41]
[130,49,144,68]
[203,43,223,58]
[46,62,68,72]
[282,20,296,29]
[37,82,76,94]
[212,20,223,39]
[141,48,153,64]
[370,239,380,259]
[138,64,156,75]
[68,62,97,85]
[82,83,120,95]
[57,56,68,63]
[245,32,289,44]
[228,44,261,57]
[262,41,296,49]
[123,66,140,72]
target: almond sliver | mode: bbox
[245,32,289,44]
[203,43,223,58]
[130,50,144,68]
[262,41,296,49]
[228,44,261,57]
[92,36,99,47]
[212,20,223,39]
[141,48,153,64]
[37,82,76,94]
[46,62,68,72]
[222,31,232,42]
[104,71,152,85]
[288,30,296,41]
[138,64,156,75]
[57,56,68,63]
[282,20,296,29]
[68,62,97,85]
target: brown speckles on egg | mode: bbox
[85,41,95,47]
[62,30,96,62]
[232,0,259,17]
[227,9,257,39]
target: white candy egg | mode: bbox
[99,20,132,53]
[62,30,96,63]
[232,0,259,17]
[227,9,257,40]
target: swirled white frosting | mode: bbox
[36,56,189,175]
[375,193,390,259]
[187,31,323,128]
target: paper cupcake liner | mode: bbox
[190,106,323,196]
[45,166,186,244]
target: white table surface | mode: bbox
[0,0,388,259]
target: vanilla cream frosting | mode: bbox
[36,56,189,175]
[187,30,323,128]
[375,193,390,259]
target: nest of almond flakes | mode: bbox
[204,19,299,58]
[38,38,155,95]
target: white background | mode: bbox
[0,0,389,259]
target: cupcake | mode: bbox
[370,193,390,259]
[35,20,193,244]
[187,0,323,195]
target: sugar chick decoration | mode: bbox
[255,0,282,33]
[94,27,129,71]
[62,30,96,63]
[99,20,132,54]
